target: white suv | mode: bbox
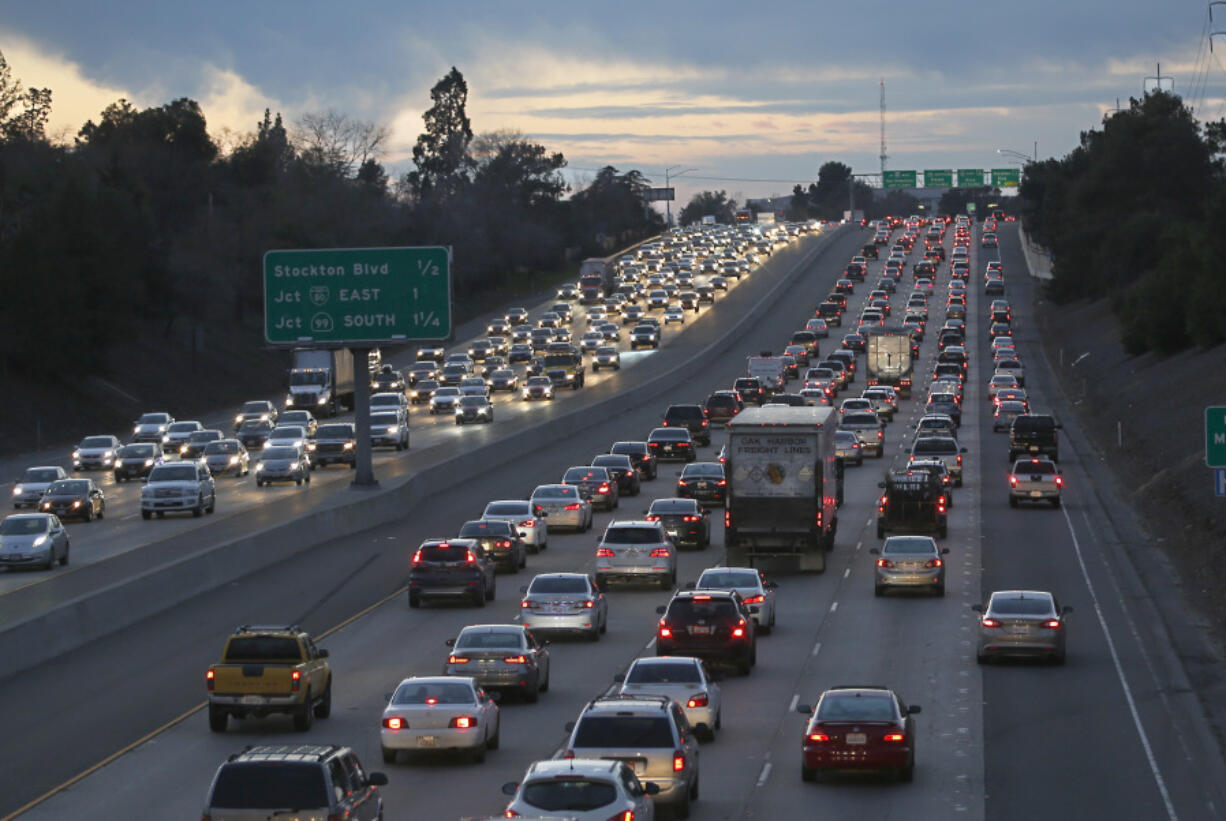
[140,461,215,519]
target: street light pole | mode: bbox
[663,166,697,227]
[997,147,1033,164]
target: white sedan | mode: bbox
[617,656,722,741]
[482,499,548,552]
[380,676,500,764]
[694,566,777,633]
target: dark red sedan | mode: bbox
[798,686,920,782]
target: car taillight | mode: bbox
[449,716,476,728]
[290,670,301,692]
[205,669,215,691]
[597,483,610,494]
[673,752,686,772]
[521,599,534,609]
[533,505,545,516]
[926,558,943,568]
[1042,619,1062,629]
[682,514,700,522]
[1009,475,1018,486]
[981,618,1001,628]
[659,622,672,638]
[584,600,595,609]
[383,716,406,730]
[448,655,470,664]
[504,655,527,664]
[807,732,830,742]
[650,547,671,557]
[645,515,660,522]
[688,693,709,708]
[883,732,906,742]
[648,442,659,448]
[1055,476,1064,487]
[411,549,423,564]
[605,812,635,821]
[732,619,747,638]
[565,503,581,510]
[877,558,893,568]
[596,547,615,557]
[661,420,669,426]
[520,519,536,527]
[957,454,962,465]
[466,550,478,565]
[742,594,765,605]
[877,430,883,438]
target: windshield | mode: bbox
[204,441,239,454]
[240,402,268,413]
[699,571,759,589]
[149,465,197,482]
[392,681,475,705]
[137,414,169,425]
[209,763,328,810]
[459,521,510,538]
[167,423,198,433]
[80,437,114,448]
[239,420,271,432]
[47,480,89,494]
[520,780,618,812]
[370,414,400,426]
[529,576,589,595]
[261,447,298,460]
[315,425,352,439]
[189,431,220,442]
[270,427,305,439]
[454,630,522,651]
[817,694,896,722]
[573,716,674,748]
[626,660,701,684]
[21,468,61,483]
[0,517,49,535]
[289,371,328,386]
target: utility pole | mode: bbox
[879,79,888,177]
[663,166,697,227]
[1143,62,1174,94]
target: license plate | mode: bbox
[845,733,867,745]
[698,482,709,489]
[1030,491,1043,498]
[1029,445,1039,451]
[418,736,437,747]
[240,695,264,705]
[690,625,712,635]
[1009,625,1031,634]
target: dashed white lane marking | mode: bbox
[843,568,851,579]
[1060,503,1178,820]
[811,641,823,657]
[644,637,656,650]
[121,514,138,520]
[756,762,773,787]
[829,601,838,613]
[788,693,799,713]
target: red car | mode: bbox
[799,686,921,782]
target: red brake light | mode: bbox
[673,752,686,772]
[383,716,405,730]
[596,547,615,557]
[1042,619,1062,629]
[650,547,671,557]
[877,558,893,568]
[724,510,731,527]
[716,479,727,486]
[687,694,709,708]
[521,599,533,609]
[731,619,747,638]
[290,670,301,692]
[658,622,672,638]
[564,503,582,511]
[584,600,595,609]
[683,514,700,522]
[448,655,469,664]
[504,655,527,664]
[742,594,765,605]
[1009,475,1018,486]
[449,716,475,729]
[597,484,610,494]
[205,669,215,691]
[981,618,1001,628]
[883,732,906,742]
[1055,476,1064,487]
[520,519,535,527]
[926,558,943,568]
[807,732,830,742]
[411,549,423,564]
[465,550,477,565]
[645,515,661,522]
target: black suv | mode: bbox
[311,423,357,468]
[877,469,948,539]
[1009,414,1061,462]
[705,390,743,426]
[457,519,526,572]
[591,453,642,496]
[408,538,497,607]
[203,744,386,820]
[655,590,757,674]
[732,377,767,406]
[610,441,658,480]
[662,404,711,446]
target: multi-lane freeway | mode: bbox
[2,221,1225,820]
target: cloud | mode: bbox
[197,66,278,139]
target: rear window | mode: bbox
[841,413,879,426]
[224,637,302,662]
[665,406,704,420]
[209,762,328,810]
[603,526,663,544]
[485,501,529,516]
[626,661,702,684]
[1014,416,1056,431]
[991,596,1055,616]
[666,598,740,622]
[81,436,115,448]
[611,443,647,456]
[1014,461,1056,475]
[529,576,589,594]
[459,521,512,538]
[392,681,474,705]
[521,780,618,812]
[417,542,473,562]
[573,716,674,748]
[817,694,896,722]
[913,439,956,455]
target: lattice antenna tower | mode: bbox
[879,78,888,176]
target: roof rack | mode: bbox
[233,624,301,635]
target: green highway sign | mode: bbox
[882,170,917,189]
[957,168,985,187]
[923,169,952,188]
[264,246,452,345]
[966,203,977,213]
[992,168,1021,187]
[1207,406,1226,467]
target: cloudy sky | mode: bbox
[3,0,1223,206]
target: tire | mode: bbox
[141,510,152,520]
[540,668,550,693]
[474,585,487,608]
[802,763,816,782]
[934,581,946,597]
[487,579,496,601]
[208,706,228,733]
[304,472,310,484]
[1008,496,1018,508]
[976,651,988,665]
[1052,496,1062,508]
[674,791,691,819]
[293,701,313,732]
[487,720,500,750]
[899,761,915,782]
[525,680,540,704]
[470,743,486,764]
[600,613,608,634]
[42,550,55,571]
[84,506,93,522]
[193,496,203,517]
[314,679,332,718]
[874,584,885,597]
[382,746,396,764]
[296,477,302,486]
[1052,649,1067,665]
[60,543,69,566]
[408,592,421,608]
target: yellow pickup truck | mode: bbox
[206,625,332,732]
[543,349,585,390]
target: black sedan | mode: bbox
[676,462,727,507]
[645,497,710,549]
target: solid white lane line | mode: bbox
[1060,503,1178,821]
[756,762,773,787]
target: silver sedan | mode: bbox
[380,676,500,764]
[617,656,722,741]
[529,484,593,533]
[482,499,548,552]
[695,566,777,633]
[871,535,949,596]
[974,590,1072,664]
[0,513,70,570]
[519,573,607,640]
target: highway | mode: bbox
[4,221,1226,820]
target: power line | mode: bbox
[565,166,810,185]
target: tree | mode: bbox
[570,166,663,250]
[678,190,738,225]
[471,129,567,208]
[406,67,475,200]
[294,109,388,178]
[0,50,52,143]
[228,109,294,187]
[787,184,809,220]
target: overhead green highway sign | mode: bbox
[992,168,1021,187]
[882,170,917,189]
[264,246,452,346]
[923,169,952,188]
[957,168,985,187]
[1207,406,1226,467]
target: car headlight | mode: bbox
[12,486,21,496]
[133,426,141,434]
[235,415,243,424]
[343,441,354,449]
[307,442,317,451]
[317,395,327,405]
[285,394,294,405]
[228,456,239,465]
[72,500,82,508]
[180,445,189,454]
[255,463,265,471]
[33,535,48,547]
[73,450,81,458]
[387,425,399,434]
[455,408,463,415]
[144,459,154,467]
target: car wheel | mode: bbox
[84,505,93,522]
[193,496,204,517]
[408,592,421,608]
[1052,496,1062,508]
[801,763,816,782]
[1052,649,1067,665]
[976,651,988,665]
[381,746,396,764]
[1008,496,1018,508]
[315,679,333,718]
[292,701,313,732]
[156,511,164,519]
[874,584,885,597]
[208,706,228,733]
[141,510,152,520]
[487,720,500,750]
[525,679,540,704]
[934,581,946,597]
[470,742,486,764]
[296,477,303,486]
[899,760,915,782]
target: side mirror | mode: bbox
[877,481,886,488]
[971,604,984,613]
[941,548,950,555]
[444,638,456,647]
[765,580,779,589]
[960,447,968,453]
[383,692,393,701]
[368,772,389,787]
[1062,605,1075,615]
[644,782,661,796]
[564,720,576,732]
[869,547,881,555]
[520,585,528,593]
[907,705,922,715]
[501,782,519,796]
[796,703,813,715]
[613,673,625,683]
[318,649,329,658]
[656,605,667,615]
